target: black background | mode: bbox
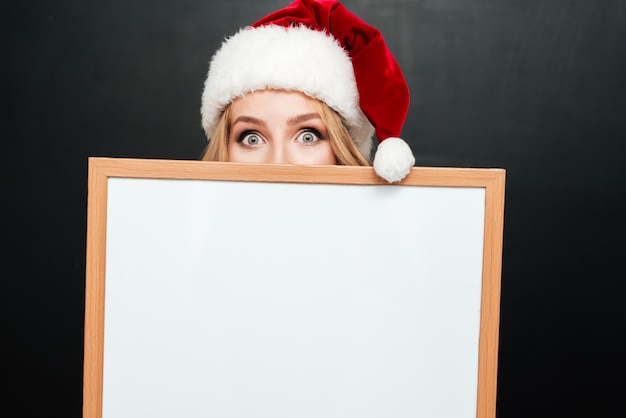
[3,0,625,417]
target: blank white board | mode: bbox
[83,158,505,418]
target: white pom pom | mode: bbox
[373,137,415,183]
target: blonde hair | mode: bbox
[201,99,370,166]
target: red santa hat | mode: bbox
[201,0,414,182]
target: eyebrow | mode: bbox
[232,116,267,127]
[232,113,321,127]
[287,113,322,126]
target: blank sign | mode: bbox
[84,158,505,418]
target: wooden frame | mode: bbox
[84,157,505,418]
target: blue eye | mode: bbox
[240,133,264,146]
[297,130,321,144]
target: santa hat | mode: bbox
[201,0,414,182]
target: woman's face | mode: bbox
[227,90,337,165]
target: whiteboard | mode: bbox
[83,158,505,418]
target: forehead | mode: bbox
[231,90,322,115]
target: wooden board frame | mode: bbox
[83,157,505,418]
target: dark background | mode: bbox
[3,0,625,416]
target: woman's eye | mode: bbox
[240,133,264,146]
[297,130,321,144]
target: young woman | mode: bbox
[202,90,369,166]
[200,0,415,182]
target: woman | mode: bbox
[200,0,415,182]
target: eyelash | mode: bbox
[236,130,260,143]
[236,128,326,143]
[302,128,324,140]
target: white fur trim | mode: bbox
[201,25,374,160]
[373,137,415,182]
